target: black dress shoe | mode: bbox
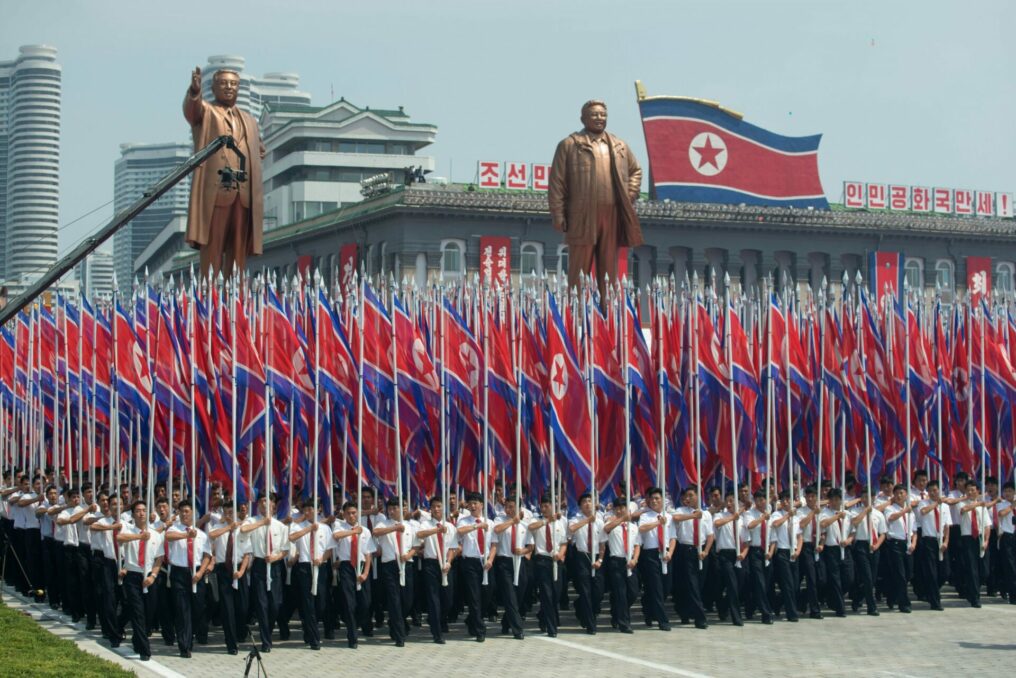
[324,631,335,640]
[585,628,596,635]
[310,644,321,651]
[931,605,944,611]
[867,610,880,616]
[228,648,238,655]
[835,612,847,618]
[395,640,405,647]
[619,627,634,634]
[762,617,774,625]
[786,617,799,623]
[476,635,485,643]
[434,638,446,645]
[180,650,191,659]
[547,631,556,638]
[109,641,120,649]
[140,655,150,661]
[900,607,912,614]
[695,621,708,630]
[733,619,744,627]
[85,622,95,630]
[261,644,272,653]
[658,624,672,632]
[514,632,525,640]
[809,612,823,620]
[348,641,358,649]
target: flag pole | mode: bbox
[355,272,365,591]
[692,271,702,569]
[391,277,406,587]
[513,282,523,587]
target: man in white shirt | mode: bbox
[373,497,417,647]
[16,476,44,597]
[56,487,86,622]
[883,483,916,613]
[713,493,748,627]
[997,482,1016,606]
[603,499,639,633]
[958,481,996,608]
[165,502,213,658]
[671,487,713,629]
[116,499,162,661]
[943,471,969,590]
[207,500,251,655]
[287,499,328,651]
[818,488,851,617]
[418,495,459,643]
[241,493,287,653]
[89,494,125,645]
[150,496,176,647]
[850,489,887,616]
[744,489,773,624]
[637,486,673,631]
[916,480,950,611]
[332,499,375,648]
[768,489,802,622]
[796,485,824,620]
[39,484,61,610]
[567,492,605,635]
[528,494,566,637]
[457,491,495,642]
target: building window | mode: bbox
[520,242,543,278]
[997,262,1015,295]
[556,244,569,277]
[935,259,955,304]
[904,257,924,291]
[291,201,338,222]
[441,239,465,279]
[630,253,641,287]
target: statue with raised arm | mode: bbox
[183,66,266,280]
[548,100,643,296]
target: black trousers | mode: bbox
[607,556,637,630]
[61,545,81,618]
[492,557,524,636]
[250,558,283,647]
[676,544,707,624]
[336,561,371,643]
[215,564,240,652]
[380,560,411,643]
[291,562,320,647]
[999,533,1016,604]
[820,547,847,614]
[886,539,912,611]
[170,566,208,653]
[155,569,175,644]
[122,572,152,657]
[638,548,670,628]
[86,550,102,628]
[851,541,879,613]
[716,549,743,624]
[533,554,560,635]
[917,536,944,608]
[42,538,59,606]
[773,549,799,620]
[24,528,40,592]
[745,546,772,620]
[960,535,983,605]
[317,563,336,636]
[798,543,823,615]
[100,558,122,643]
[569,551,600,631]
[421,559,452,639]
[459,557,488,638]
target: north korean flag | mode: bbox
[639,97,828,208]
[546,293,592,479]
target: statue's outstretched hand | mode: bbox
[190,67,202,95]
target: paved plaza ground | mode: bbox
[5,588,1013,678]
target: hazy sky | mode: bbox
[3,0,1014,254]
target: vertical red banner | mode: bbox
[868,251,903,301]
[967,256,992,304]
[479,236,511,286]
[339,243,358,290]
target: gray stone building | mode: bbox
[165,183,1016,303]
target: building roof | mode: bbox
[263,99,432,127]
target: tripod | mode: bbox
[243,643,269,678]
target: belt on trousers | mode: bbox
[534,554,552,560]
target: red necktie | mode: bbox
[226,529,235,572]
[934,507,940,535]
[811,515,817,544]
[395,528,402,559]
[622,523,629,556]
[267,523,273,556]
[761,520,767,547]
[972,509,980,538]
[187,536,194,569]
[509,523,516,554]
[656,520,663,550]
[693,517,700,547]
[545,524,552,552]
[311,527,317,562]
[477,522,485,554]
[587,521,593,552]
[139,532,146,570]
[164,531,170,561]
[438,523,445,558]
[113,527,120,560]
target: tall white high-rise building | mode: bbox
[75,246,114,300]
[112,141,191,285]
[0,45,61,292]
[200,55,311,118]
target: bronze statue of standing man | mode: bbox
[184,66,266,280]
[548,100,643,296]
